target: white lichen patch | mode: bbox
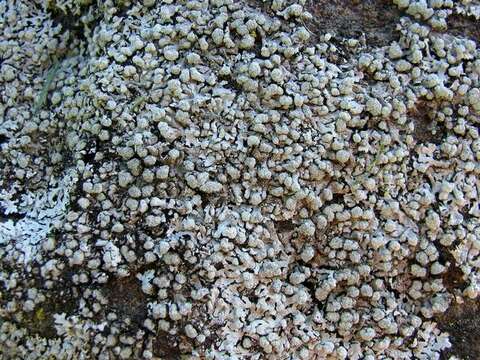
[0,170,76,265]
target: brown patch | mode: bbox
[410,102,445,145]
[245,0,270,12]
[274,219,296,233]
[201,324,222,351]
[437,299,480,360]
[102,273,147,329]
[17,287,79,339]
[442,262,466,293]
[392,272,413,294]
[306,0,401,47]
[448,14,480,42]
[438,246,467,293]
[152,330,182,360]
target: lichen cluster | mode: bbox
[1,0,480,359]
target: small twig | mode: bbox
[33,62,61,115]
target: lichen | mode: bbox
[1,0,480,359]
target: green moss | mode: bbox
[35,307,46,322]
